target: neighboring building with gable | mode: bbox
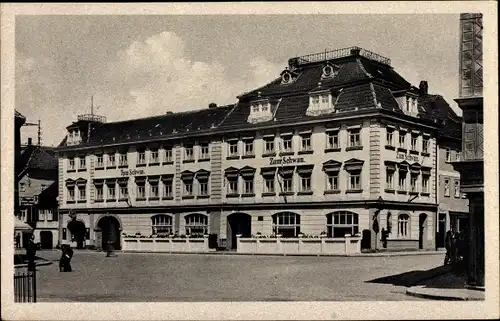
[17,139,60,248]
[417,89,470,249]
[55,46,466,253]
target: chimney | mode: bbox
[208,103,217,109]
[350,47,361,56]
[419,81,429,96]
[27,137,32,146]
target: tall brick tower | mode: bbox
[452,13,484,288]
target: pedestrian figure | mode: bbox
[26,235,37,272]
[450,228,459,265]
[15,233,21,249]
[381,228,388,249]
[444,230,453,265]
[59,245,73,272]
[106,241,115,257]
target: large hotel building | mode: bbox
[55,47,468,252]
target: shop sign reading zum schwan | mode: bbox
[396,152,419,162]
[121,169,145,177]
[269,156,306,166]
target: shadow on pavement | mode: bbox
[366,264,456,287]
[14,253,51,265]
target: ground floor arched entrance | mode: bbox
[67,219,86,249]
[40,231,53,249]
[97,216,121,251]
[227,213,251,250]
[419,213,428,249]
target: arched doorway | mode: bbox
[67,219,86,249]
[97,216,121,251]
[419,213,428,249]
[227,213,251,250]
[40,231,53,249]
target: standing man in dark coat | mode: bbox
[15,233,21,248]
[26,235,37,272]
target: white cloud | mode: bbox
[104,31,283,121]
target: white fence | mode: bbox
[236,234,362,255]
[122,236,209,253]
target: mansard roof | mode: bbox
[56,47,460,151]
[237,53,410,101]
[58,105,234,149]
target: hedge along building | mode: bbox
[55,46,463,252]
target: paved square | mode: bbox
[32,251,444,302]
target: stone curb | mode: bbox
[406,286,485,301]
[14,261,53,268]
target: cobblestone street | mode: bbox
[32,251,444,302]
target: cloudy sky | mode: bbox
[16,14,461,146]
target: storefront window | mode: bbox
[272,212,300,237]
[326,211,359,237]
[152,214,172,236]
[185,214,208,236]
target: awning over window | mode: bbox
[384,161,397,172]
[75,178,87,186]
[410,162,422,174]
[344,158,364,172]
[278,166,295,176]
[323,160,342,172]
[296,164,314,175]
[260,167,276,177]
[195,169,210,180]
[180,170,194,180]
[421,166,432,176]
[239,166,256,177]
[105,179,117,185]
[224,167,239,178]
[398,161,410,172]
[148,175,160,183]
[15,216,33,231]
[117,178,129,186]
[161,174,174,182]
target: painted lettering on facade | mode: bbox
[120,169,145,177]
[396,153,419,162]
[269,157,306,166]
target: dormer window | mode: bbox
[306,90,334,116]
[280,68,298,85]
[247,99,273,124]
[321,63,340,79]
[282,71,292,84]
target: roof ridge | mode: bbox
[357,58,373,78]
[369,83,381,108]
[216,103,239,128]
[237,76,281,99]
[272,98,283,119]
[18,146,39,179]
[102,105,235,126]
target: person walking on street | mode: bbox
[59,245,74,272]
[15,233,21,249]
[444,230,452,265]
[26,235,37,272]
[106,240,115,257]
[450,228,459,265]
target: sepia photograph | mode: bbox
[1,2,498,320]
